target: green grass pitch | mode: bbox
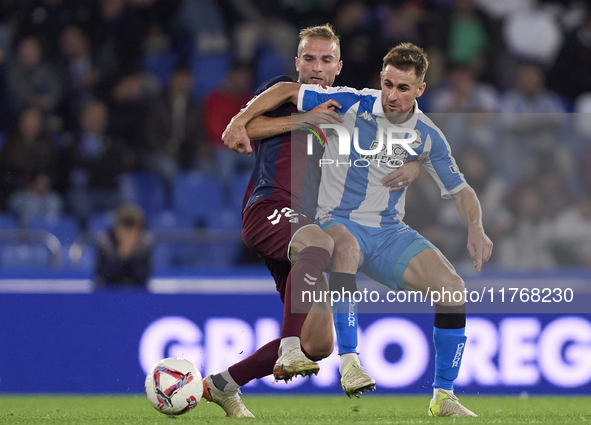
[1,394,590,424]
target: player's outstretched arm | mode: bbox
[222,82,302,154]
[452,186,494,271]
[245,101,343,140]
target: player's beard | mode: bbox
[384,109,412,124]
[383,102,415,124]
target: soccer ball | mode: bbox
[145,357,203,415]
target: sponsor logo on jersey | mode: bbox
[358,111,376,123]
[317,215,335,226]
[267,207,299,225]
[409,130,422,148]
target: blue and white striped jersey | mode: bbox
[297,84,469,228]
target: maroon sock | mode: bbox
[228,339,280,386]
[227,338,318,386]
[281,246,331,338]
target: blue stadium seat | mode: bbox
[153,243,211,270]
[142,51,179,88]
[153,245,174,271]
[148,210,193,231]
[63,243,96,272]
[150,209,240,269]
[0,212,17,229]
[208,241,240,267]
[254,45,286,88]
[29,215,80,245]
[208,208,241,231]
[231,172,251,211]
[191,52,233,100]
[173,171,223,227]
[119,172,167,217]
[0,244,52,269]
[87,212,115,232]
[206,209,242,266]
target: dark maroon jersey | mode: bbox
[242,76,323,220]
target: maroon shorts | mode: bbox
[242,199,316,301]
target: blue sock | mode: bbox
[333,297,358,355]
[433,326,466,390]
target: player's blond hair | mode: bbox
[383,43,429,82]
[298,23,341,58]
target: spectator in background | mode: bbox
[500,64,570,183]
[502,5,563,67]
[66,100,129,226]
[145,66,203,183]
[332,1,377,89]
[82,0,144,94]
[537,171,575,220]
[503,63,566,114]
[8,173,63,226]
[376,1,425,57]
[497,184,556,269]
[552,193,591,266]
[108,72,157,164]
[549,9,591,103]
[232,13,298,84]
[171,0,229,57]
[431,65,499,113]
[426,0,503,85]
[203,62,254,185]
[430,65,499,151]
[58,25,100,131]
[0,107,58,208]
[15,0,74,59]
[95,203,153,287]
[7,36,63,114]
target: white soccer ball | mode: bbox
[145,357,203,415]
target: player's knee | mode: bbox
[448,274,465,293]
[312,231,334,255]
[435,273,465,306]
[333,240,361,268]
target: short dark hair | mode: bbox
[383,43,429,82]
[298,23,341,58]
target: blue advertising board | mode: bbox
[1,281,591,394]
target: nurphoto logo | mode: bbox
[305,123,419,168]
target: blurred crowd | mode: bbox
[0,0,590,270]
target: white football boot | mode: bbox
[340,359,376,398]
[273,347,320,381]
[428,388,477,417]
[202,375,254,418]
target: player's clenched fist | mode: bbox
[222,116,253,155]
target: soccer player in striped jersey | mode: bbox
[223,43,494,417]
[202,25,419,417]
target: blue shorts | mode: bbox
[318,216,436,290]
